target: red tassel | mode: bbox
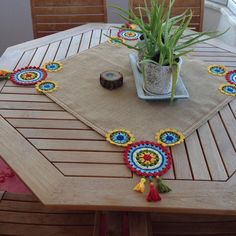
[146,182,161,202]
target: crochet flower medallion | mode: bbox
[121,23,136,30]
[0,69,12,80]
[219,84,236,96]
[106,129,135,147]
[226,70,236,85]
[42,61,63,72]
[35,80,58,93]
[10,67,47,85]
[124,141,172,177]
[155,128,185,147]
[117,29,141,40]
[208,65,227,76]
[108,36,125,46]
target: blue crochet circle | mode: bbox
[222,85,236,95]
[160,131,180,145]
[111,131,130,145]
[39,81,55,91]
[118,29,141,40]
[45,62,61,71]
[209,66,226,75]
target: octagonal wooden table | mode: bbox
[0,23,236,220]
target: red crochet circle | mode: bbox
[123,141,172,177]
[10,66,47,85]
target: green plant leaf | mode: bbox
[170,63,178,102]
[108,0,228,102]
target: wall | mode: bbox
[0,0,126,56]
[0,0,33,55]
[107,0,128,23]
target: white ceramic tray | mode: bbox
[129,53,189,100]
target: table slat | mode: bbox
[198,123,228,181]
[78,31,92,53]
[54,37,72,61]
[29,139,122,152]
[185,131,211,180]
[172,144,193,180]
[220,105,236,150]
[209,114,236,176]
[0,101,62,111]
[0,110,75,119]
[41,41,61,64]
[55,162,132,178]
[29,45,49,67]
[67,34,82,57]
[42,150,123,163]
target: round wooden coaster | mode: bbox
[100,71,123,90]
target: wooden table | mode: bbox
[0,23,236,218]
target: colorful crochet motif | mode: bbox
[121,23,137,30]
[10,67,47,85]
[106,129,135,147]
[226,70,236,85]
[35,80,58,93]
[108,36,125,46]
[155,128,185,147]
[0,69,11,80]
[219,84,236,96]
[124,141,172,177]
[117,29,141,41]
[42,61,63,72]
[208,65,227,76]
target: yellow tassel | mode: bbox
[133,178,146,193]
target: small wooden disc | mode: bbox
[100,71,123,90]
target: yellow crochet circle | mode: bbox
[0,69,11,76]
[106,129,135,147]
[0,69,11,80]
[35,80,58,93]
[219,84,236,96]
[155,128,185,147]
[208,65,227,76]
[129,24,136,30]
[42,61,63,72]
[108,37,125,46]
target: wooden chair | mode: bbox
[30,0,107,38]
[129,0,204,32]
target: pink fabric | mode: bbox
[0,158,31,194]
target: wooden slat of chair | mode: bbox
[150,212,236,236]
[129,0,204,32]
[30,0,107,38]
[0,192,96,236]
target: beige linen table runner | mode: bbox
[46,43,233,140]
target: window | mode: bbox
[208,0,236,14]
[228,0,236,14]
[209,0,227,5]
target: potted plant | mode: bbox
[108,0,227,100]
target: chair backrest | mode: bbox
[129,0,204,32]
[30,0,107,38]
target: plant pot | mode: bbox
[143,57,182,95]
